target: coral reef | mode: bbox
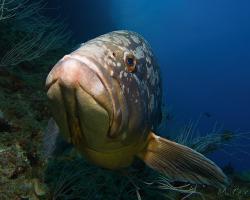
[0,67,49,199]
[0,1,73,199]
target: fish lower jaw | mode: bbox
[78,144,141,169]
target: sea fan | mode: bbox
[0,0,71,67]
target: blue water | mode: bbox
[48,0,250,171]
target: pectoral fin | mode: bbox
[43,118,72,159]
[137,132,229,189]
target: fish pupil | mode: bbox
[125,54,136,73]
[127,57,134,66]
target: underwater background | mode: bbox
[0,0,249,199]
[46,0,250,171]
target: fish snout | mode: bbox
[46,56,112,149]
[46,56,102,93]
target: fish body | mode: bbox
[46,30,228,188]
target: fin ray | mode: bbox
[137,132,229,189]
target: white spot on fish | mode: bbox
[132,74,142,89]
[146,56,151,64]
[98,36,112,43]
[119,71,123,79]
[114,30,129,35]
[122,84,125,92]
[131,35,140,44]
[76,43,107,65]
[111,35,131,47]
[127,87,130,93]
[111,35,123,45]
[142,42,148,53]
[134,46,145,59]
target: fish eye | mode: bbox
[125,54,136,73]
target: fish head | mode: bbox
[45,31,162,152]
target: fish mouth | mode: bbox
[46,55,127,150]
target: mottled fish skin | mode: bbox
[46,30,162,152]
[73,30,162,132]
[46,31,228,189]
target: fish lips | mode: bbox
[46,55,127,149]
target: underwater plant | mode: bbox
[45,154,210,200]
[166,115,239,155]
[0,0,71,67]
[45,157,160,200]
[174,119,228,154]
[217,185,250,200]
[0,0,23,21]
